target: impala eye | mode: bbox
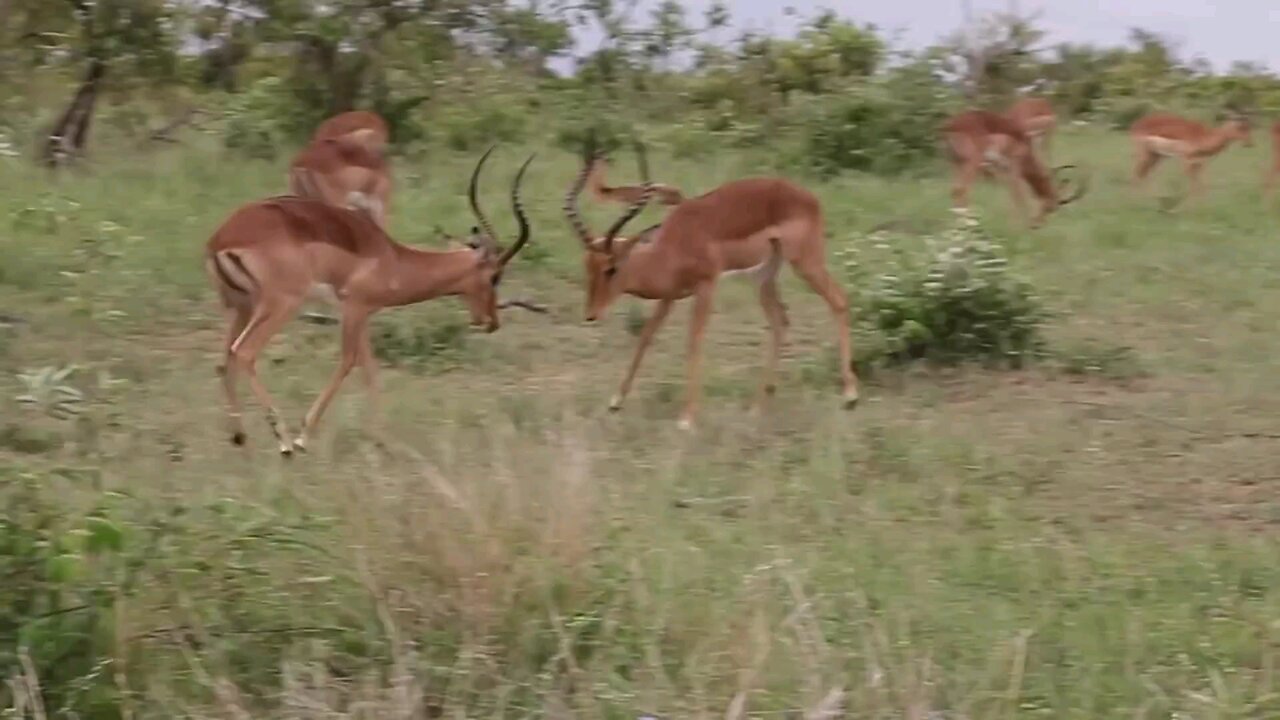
[604,265,618,278]
[491,272,502,287]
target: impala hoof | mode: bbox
[230,431,246,446]
[291,437,308,453]
[842,389,860,410]
[676,417,694,431]
[279,443,294,457]
[608,395,623,412]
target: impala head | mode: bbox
[564,131,654,322]
[1023,159,1090,226]
[458,145,536,332]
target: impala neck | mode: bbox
[1204,127,1238,154]
[615,238,680,298]
[380,243,482,307]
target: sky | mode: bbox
[556,0,1280,74]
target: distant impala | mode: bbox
[1129,111,1253,208]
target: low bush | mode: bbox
[842,209,1048,367]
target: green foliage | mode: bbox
[0,470,127,718]
[440,102,527,152]
[371,316,469,370]
[797,61,959,176]
[221,76,292,159]
[843,210,1047,367]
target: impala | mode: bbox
[1264,120,1280,199]
[312,110,389,154]
[1006,96,1057,162]
[942,109,1088,227]
[289,134,393,229]
[564,133,858,429]
[1129,111,1253,207]
[207,146,536,455]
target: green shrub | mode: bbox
[842,209,1048,367]
[439,101,527,152]
[796,60,959,177]
[222,76,292,159]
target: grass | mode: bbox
[1,123,1280,719]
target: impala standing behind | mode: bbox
[942,110,1088,227]
[289,111,393,229]
[1129,111,1252,208]
[564,134,858,429]
[1006,96,1057,163]
[207,147,537,455]
[311,110,389,154]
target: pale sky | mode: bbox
[560,0,1280,74]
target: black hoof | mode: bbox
[231,431,246,446]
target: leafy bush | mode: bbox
[796,60,959,176]
[842,209,1047,367]
[553,113,637,157]
[438,100,527,152]
[222,76,292,159]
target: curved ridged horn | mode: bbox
[498,153,536,268]
[468,144,500,252]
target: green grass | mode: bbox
[2,125,1280,719]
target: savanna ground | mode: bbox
[2,124,1279,719]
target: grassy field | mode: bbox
[2,124,1280,719]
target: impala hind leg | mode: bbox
[791,254,859,408]
[228,296,304,455]
[610,298,674,412]
[218,305,251,446]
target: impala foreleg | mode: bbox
[678,283,716,430]
[951,160,982,210]
[294,307,372,452]
[1132,146,1161,192]
[610,298,674,412]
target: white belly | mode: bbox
[306,282,341,306]
[1143,136,1189,157]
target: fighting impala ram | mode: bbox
[1129,110,1253,208]
[1006,96,1057,162]
[564,133,858,429]
[942,109,1089,227]
[288,111,395,229]
[206,146,537,455]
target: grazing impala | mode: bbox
[1006,97,1057,162]
[1264,120,1280,199]
[1129,111,1253,207]
[207,147,536,455]
[564,134,858,429]
[942,109,1088,227]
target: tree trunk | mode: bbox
[41,58,106,168]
